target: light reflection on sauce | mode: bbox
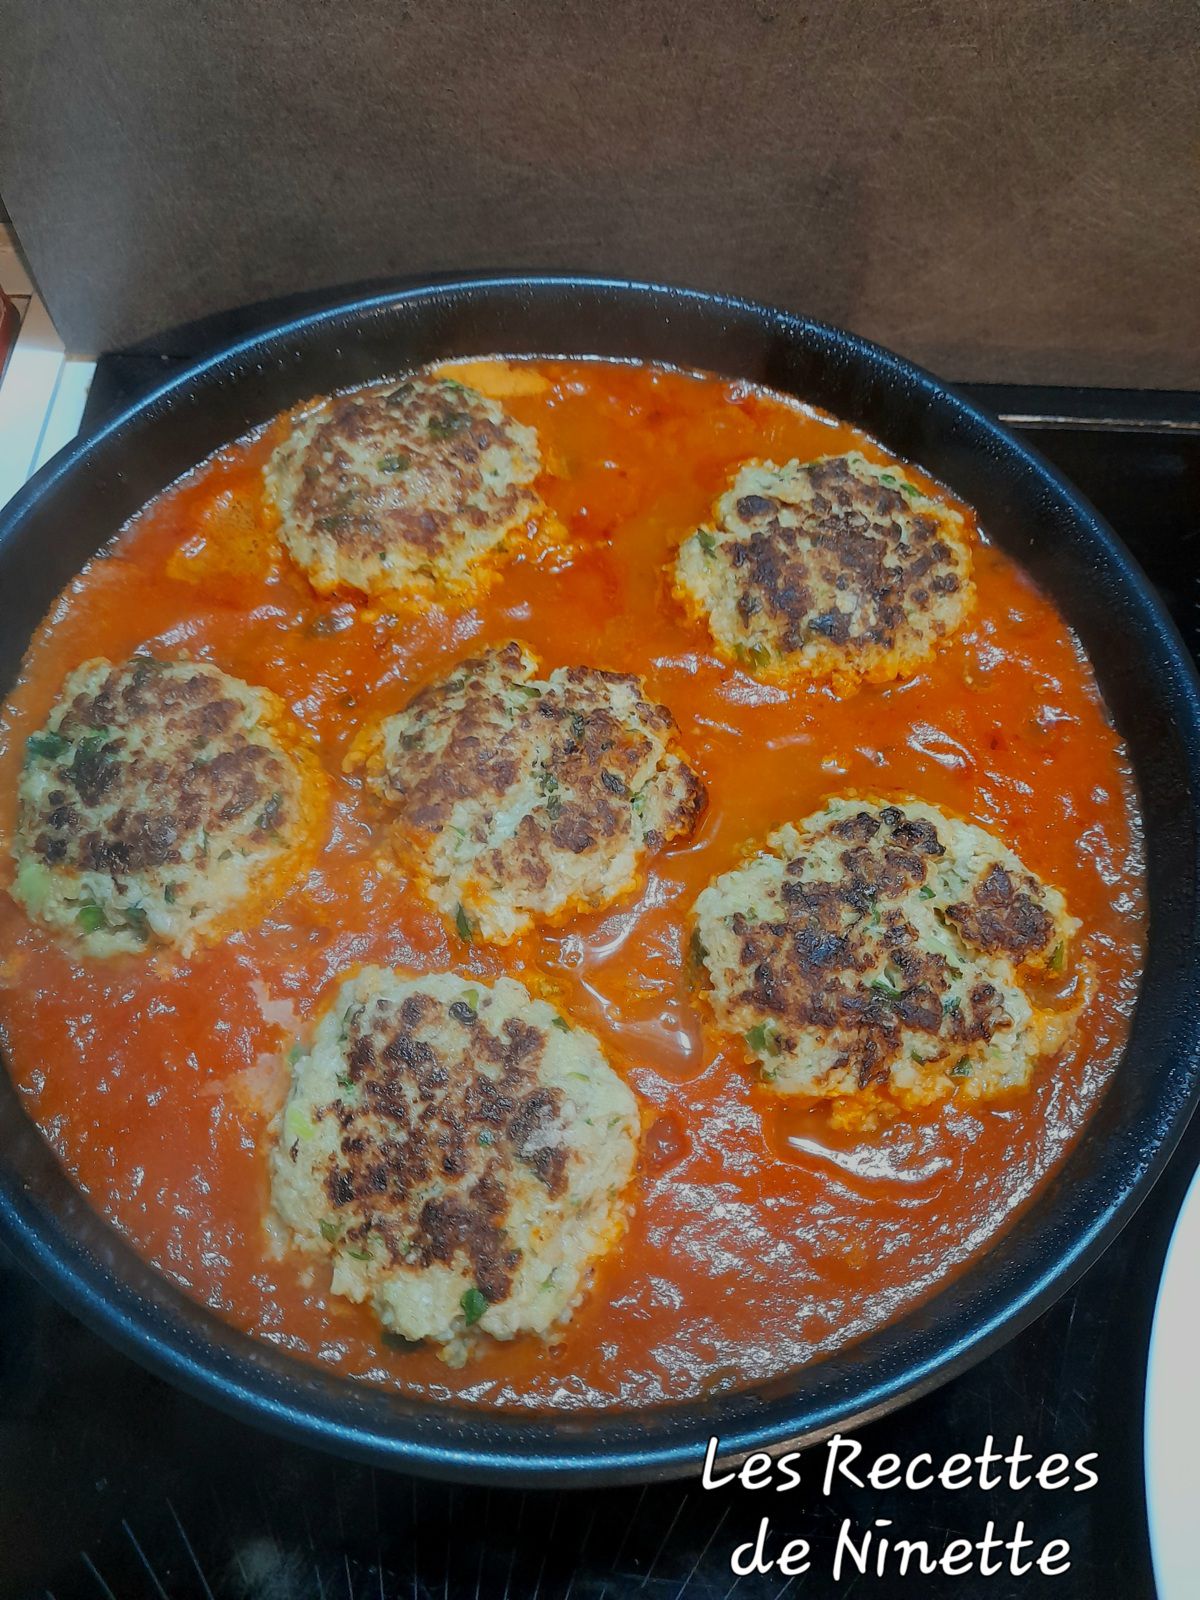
[785,1129,954,1190]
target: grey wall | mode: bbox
[0,0,1196,381]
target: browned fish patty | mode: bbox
[270,969,639,1360]
[346,641,707,943]
[264,374,542,598]
[692,795,1078,1116]
[674,451,974,690]
[12,654,328,954]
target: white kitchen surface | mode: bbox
[0,224,94,507]
[1146,1162,1200,1597]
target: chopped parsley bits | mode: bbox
[25,731,69,763]
[878,471,922,499]
[458,988,480,1017]
[122,905,152,942]
[427,410,469,439]
[745,1022,782,1056]
[75,901,108,935]
[283,1103,316,1142]
[460,1286,487,1326]
[733,641,772,670]
[337,1003,365,1043]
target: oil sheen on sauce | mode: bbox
[0,360,1144,1410]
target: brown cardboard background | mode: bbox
[0,0,1196,381]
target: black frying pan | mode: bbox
[1,276,1198,1485]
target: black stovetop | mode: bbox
[2,358,1198,1600]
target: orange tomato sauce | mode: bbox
[0,360,1144,1410]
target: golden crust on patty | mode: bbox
[673,452,974,691]
[691,796,1079,1121]
[263,374,542,600]
[11,655,328,956]
[347,642,707,944]
[269,968,639,1361]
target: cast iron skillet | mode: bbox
[1,275,1198,1486]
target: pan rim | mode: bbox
[1,271,1198,1485]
